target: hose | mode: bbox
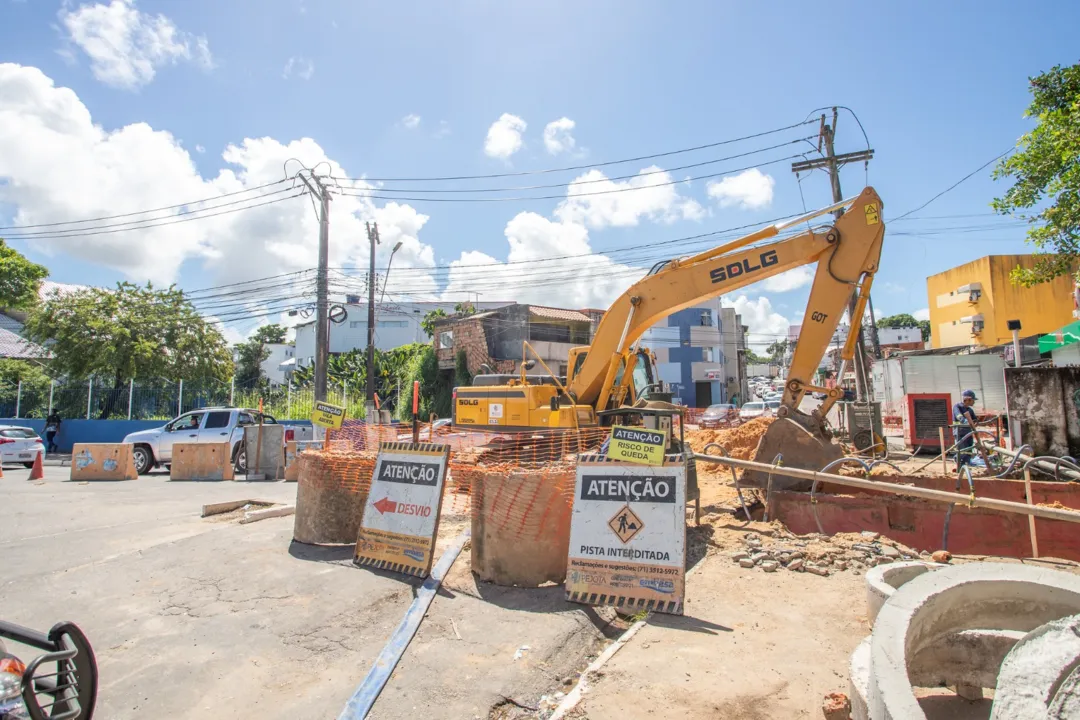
[868,460,903,474]
[1023,456,1080,482]
[991,443,1033,479]
[763,453,783,523]
[703,443,753,522]
[810,458,872,535]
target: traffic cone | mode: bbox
[28,451,44,481]
[0,459,5,478]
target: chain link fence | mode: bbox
[0,378,369,421]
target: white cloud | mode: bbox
[724,295,790,352]
[555,166,705,230]
[761,267,813,293]
[401,113,421,129]
[706,168,775,210]
[194,144,205,154]
[543,117,576,155]
[282,56,314,81]
[0,63,438,303]
[484,113,526,160]
[913,308,930,321]
[59,0,212,90]
[433,120,451,139]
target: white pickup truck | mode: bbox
[122,407,308,475]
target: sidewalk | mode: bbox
[575,549,867,719]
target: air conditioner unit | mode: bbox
[957,282,983,303]
[958,314,985,334]
[904,393,952,450]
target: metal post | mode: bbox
[297,171,331,403]
[365,222,380,420]
[343,379,348,408]
[127,378,134,420]
[86,379,92,420]
[178,379,184,416]
[287,379,292,419]
[48,380,54,415]
[15,380,21,418]
[230,376,235,406]
[1011,328,1022,368]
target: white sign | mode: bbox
[355,442,450,577]
[705,370,723,380]
[489,403,504,420]
[566,458,686,615]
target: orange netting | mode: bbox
[296,447,377,494]
[683,416,775,459]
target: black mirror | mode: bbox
[523,360,536,371]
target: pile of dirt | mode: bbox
[684,416,775,459]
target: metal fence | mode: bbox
[0,378,370,422]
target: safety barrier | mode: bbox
[293,449,376,544]
[284,440,324,481]
[170,442,234,481]
[243,424,285,479]
[70,443,138,481]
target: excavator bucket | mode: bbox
[741,411,843,492]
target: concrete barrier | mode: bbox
[170,442,234,481]
[70,443,138,481]
[867,563,1080,719]
[285,440,324,481]
[992,614,1080,719]
[244,424,285,480]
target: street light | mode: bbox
[380,240,404,306]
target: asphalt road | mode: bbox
[1,466,610,719]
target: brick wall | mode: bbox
[437,317,516,375]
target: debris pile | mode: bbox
[729,529,930,577]
[684,416,775,459]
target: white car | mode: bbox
[122,407,301,475]
[738,402,767,421]
[0,425,45,468]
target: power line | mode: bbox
[2,189,305,241]
[0,178,293,232]
[334,153,804,204]
[889,147,1015,222]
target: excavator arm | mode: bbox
[568,187,885,425]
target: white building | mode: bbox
[261,343,295,384]
[639,300,749,406]
[293,300,511,366]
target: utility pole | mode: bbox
[365,222,380,422]
[791,108,876,400]
[298,172,331,402]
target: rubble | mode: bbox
[684,417,776,460]
[822,691,851,720]
[725,530,921,577]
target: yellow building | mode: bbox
[926,255,1074,348]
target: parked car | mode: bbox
[0,425,45,468]
[122,407,304,475]
[396,418,452,441]
[738,402,767,421]
[765,399,782,414]
[699,404,738,428]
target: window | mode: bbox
[378,320,408,328]
[238,413,254,427]
[166,412,204,432]
[700,310,713,327]
[702,347,715,363]
[204,411,232,429]
[350,321,366,329]
[438,330,453,348]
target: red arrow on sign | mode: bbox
[373,497,397,515]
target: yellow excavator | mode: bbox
[452,187,885,478]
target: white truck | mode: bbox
[122,407,310,475]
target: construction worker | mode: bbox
[953,390,979,468]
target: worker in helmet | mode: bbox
[953,390,979,468]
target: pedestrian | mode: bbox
[953,390,979,468]
[44,410,61,454]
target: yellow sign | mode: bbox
[864,202,880,225]
[311,401,346,429]
[606,425,667,466]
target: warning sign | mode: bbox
[605,425,667,466]
[311,401,346,429]
[566,457,686,615]
[609,505,644,543]
[864,202,880,225]
[355,442,450,577]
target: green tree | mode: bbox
[765,339,789,364]
[745,349,770,365]
[993,62,1080,286]
[877,313,931,342]
[234,324,288,388]
[421,308,448,337]
[0,239,48,310]
[454,302,476,316]
[24,283,232,418]
[454,349,471,388]
[0,359,51,417]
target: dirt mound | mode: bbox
[685,417,775,459]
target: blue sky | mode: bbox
[1,0,1077,342]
